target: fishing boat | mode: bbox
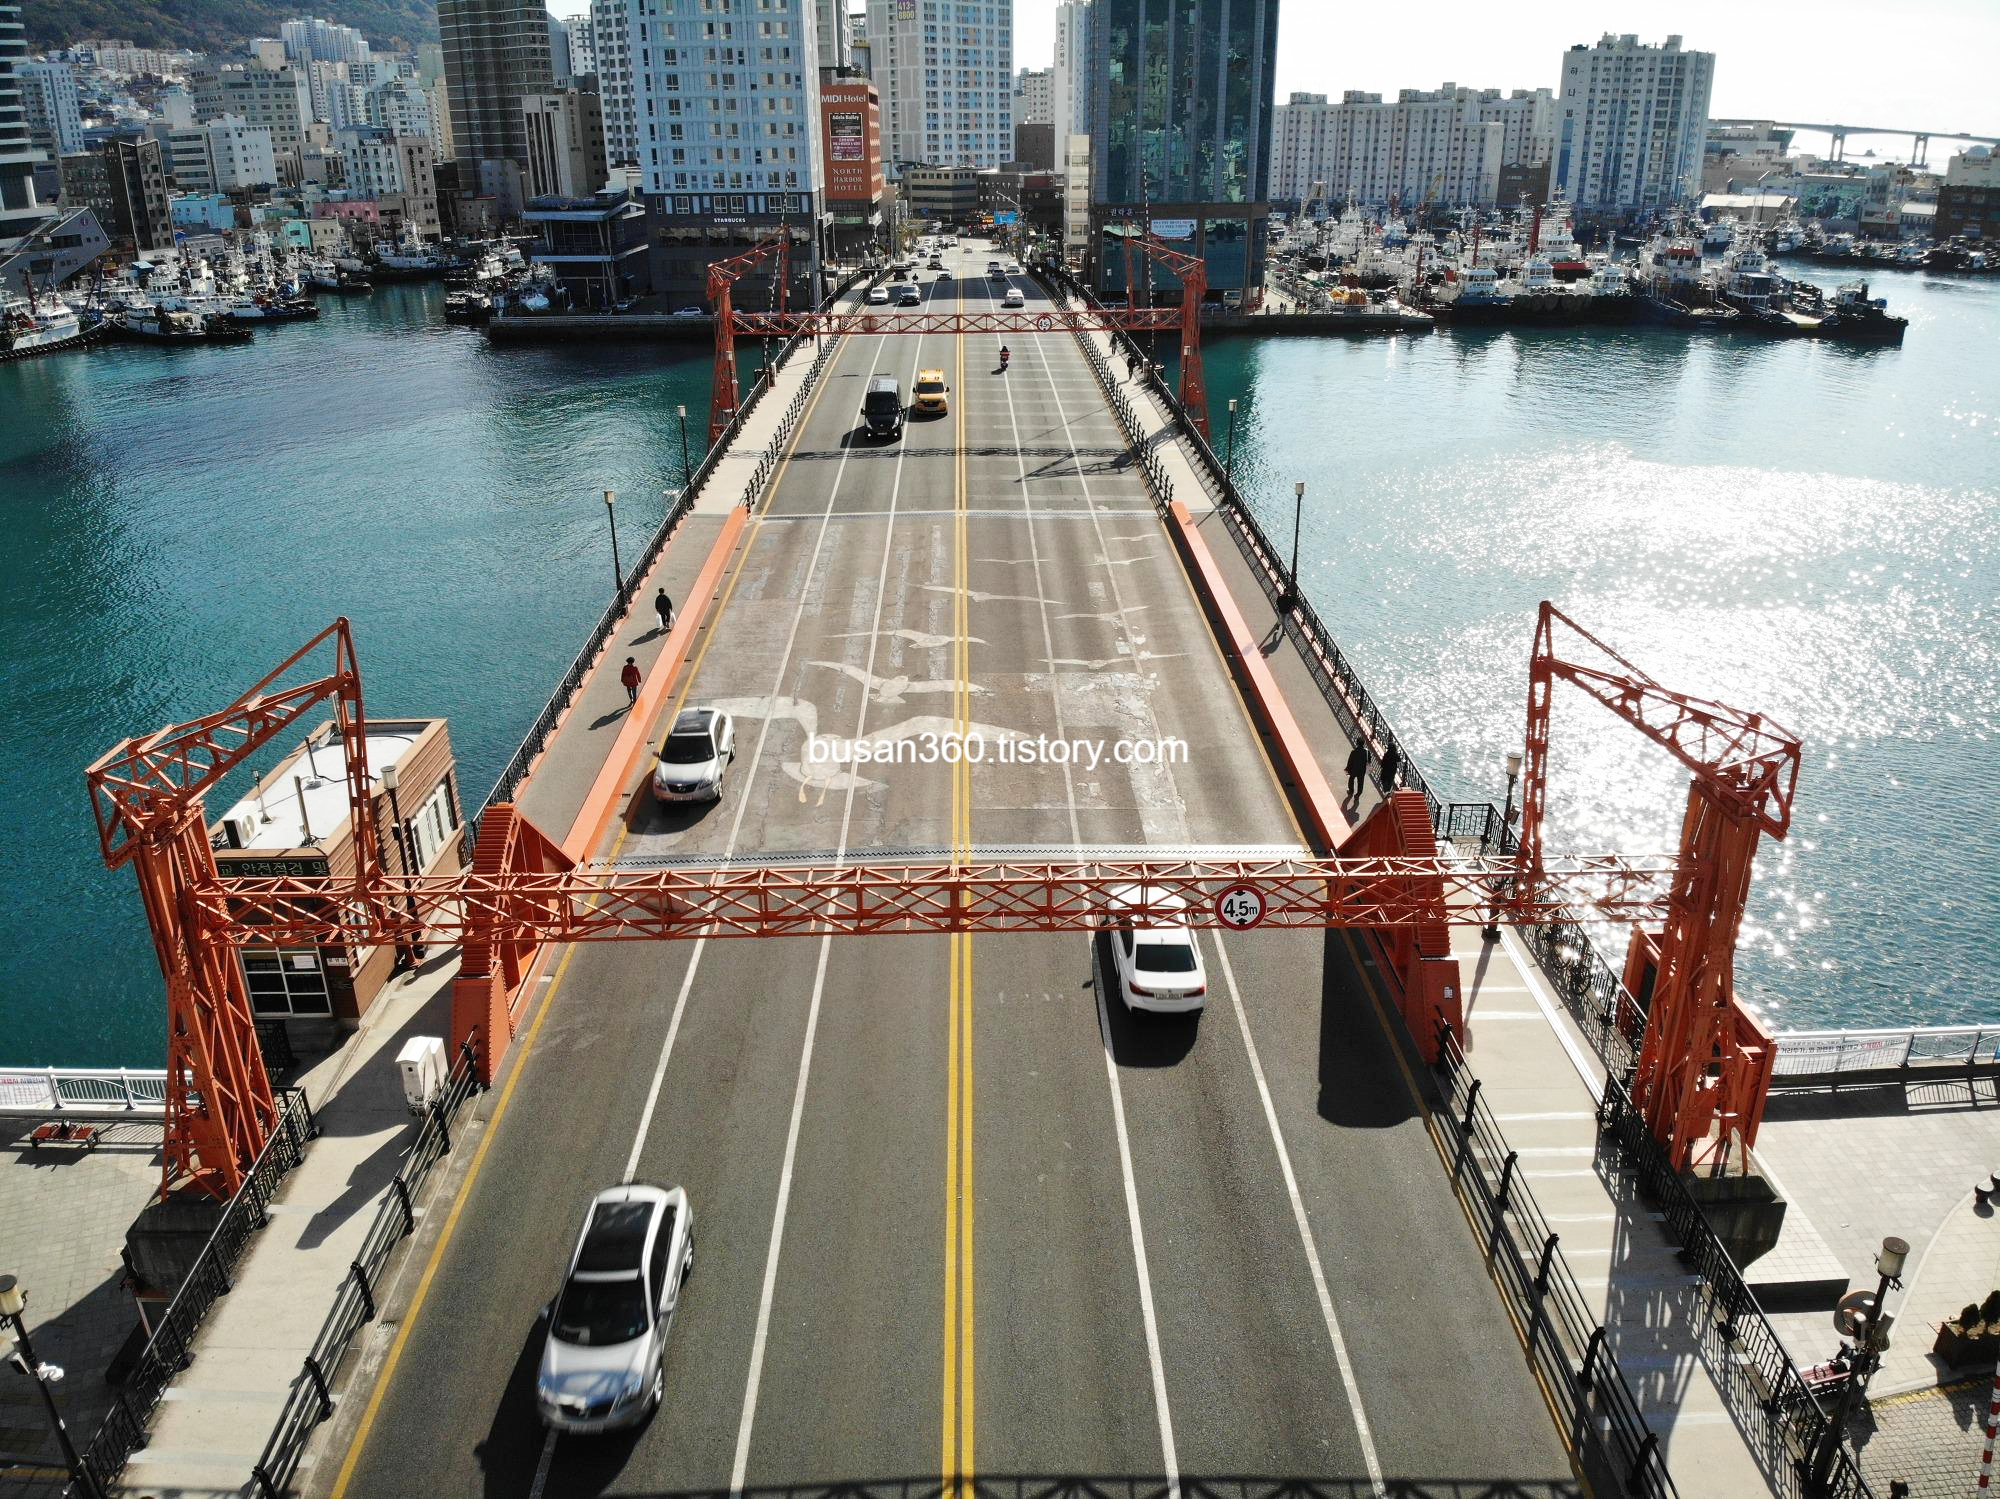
[1,292,100,360]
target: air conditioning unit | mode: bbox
[223,813,260,849]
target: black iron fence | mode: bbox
[77,1088,320,1494]
[471,266,874,832]
[1432,1022,1677,1499]
[248,1041,483,1499]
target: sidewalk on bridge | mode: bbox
[1088,319,1791,1494]
[116,954,459,1499]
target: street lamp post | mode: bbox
[603,489,624,598]
[1225,397,1239,484]
[0,1276,101,1499]
[1280,480,1305,610]
[675,404,692,488]
[1805,1236,1908,1497]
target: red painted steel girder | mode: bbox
[729,308,1186,338]
[707,230,791,443]
[200,853,1676,946]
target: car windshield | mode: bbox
[915,379,944,394]
[1134,940,1199,974]
[552,1275,648,1346]
[866,391,899,412]
[661,731,714,764]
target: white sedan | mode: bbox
[1104,885,1208,1013]
[866,285,891,305]
[1001,287,1025,308]
[653,707,736,803]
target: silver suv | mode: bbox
[536,1184,694,1433]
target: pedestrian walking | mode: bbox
[654,587,675,635]
[620,656,642,705]
[1380,742,1401,793]
[1125,350,1138,381]
[1344,742,1369,803]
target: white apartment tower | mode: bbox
[1553,34,1713,212]
[593,0,637,165]
[816,0,850,69]
[1271,85,1554,209]
[1015,66,1051,124]
[566,15,597,77]
[281,17,370,65]
[864,0,1012,170]
[19,60,85,158]
[1050,1,1091,168]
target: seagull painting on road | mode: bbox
[809,660,988,706]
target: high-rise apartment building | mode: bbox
[548,16,574,87]
[590,0,636,165]
[630,0,822,306]
[1089,0,1278,299]
[1015,66,1051,125]
[68,136,172,251]
[1050,1,1091,170]
[19,60,84,160]
[864,0,1012,171]
[1553,33,1713,213]
[522,89,607,199]
[566,15,598,78]
[438,0,556,213]
[193,61,314,163]
[1,2,48,241]
[816,0,850,70]
[204,114,280,188]
[281,17,371,66]
[1271,85,1553,209]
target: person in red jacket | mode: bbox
[620,656,642,705]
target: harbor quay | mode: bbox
[5,240,1995,1499]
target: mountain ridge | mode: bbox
[22,0,441,56]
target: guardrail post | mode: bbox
[1452,1077,1481,1183]
[302,1351,333,1415]
[389,1175,415,1235]
[1488,1150,1520,1259]
[1526,1231,1560,1353]
[348,1260,376,1322]
[1625,1430,1661,1495]
[1579,1326,1606,1391]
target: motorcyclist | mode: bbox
[999,344,1010,370]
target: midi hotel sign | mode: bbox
[819,79,883,204]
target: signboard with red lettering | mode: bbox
[831,112,864,163]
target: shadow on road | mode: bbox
[1090,934,1200,1068]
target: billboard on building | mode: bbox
[831,111,864,163]
[1151,217,1196,240]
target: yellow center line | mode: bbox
[942,318,976,1496]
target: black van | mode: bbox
[863,374,904,439]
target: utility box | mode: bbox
[396,1036,447,1114]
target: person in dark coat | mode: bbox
[654,587,675,635]
[1380,742,1401,793]
[1344,741,1369,803]
[620,656,642,705]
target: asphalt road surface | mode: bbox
[321,240,1581,1499]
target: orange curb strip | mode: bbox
[559,503,751,865]
[1163,497,1349,856]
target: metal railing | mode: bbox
[249,1040,482,1499]
[1770,1023,2000,1079]
[1432,1021,1678,1499]
[1598,1077,1874,1499]
[0,1066,167,1118]
[78,1088,319,1495]
[472,266,873,831]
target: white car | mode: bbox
[1001,287,1025,308]
[866,285,891,305]
[1005,262,1022,275]
[653,707,736,802]
[671,306,706,318]
[1104,885,1208,1013]
[537,1184,694,1434]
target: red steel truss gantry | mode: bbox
[84,621,383,1199]
[707,229,1213,444]
[1515,602,1803,1171]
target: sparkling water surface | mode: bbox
[0,272,1993,1063]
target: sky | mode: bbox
[550,1,1998,160]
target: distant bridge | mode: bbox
[1711,118,2000,166]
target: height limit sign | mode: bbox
[1213,884,1267,930]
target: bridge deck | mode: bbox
[325,241,1577,1497]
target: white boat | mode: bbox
[1702,217,1737,253]
[1,292,90,359]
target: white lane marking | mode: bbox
[727,327,932,1493]
[527,1430,556,1499]
[1090,961,1182,1499]
[1207,931,1387,1498]
[1007,276,1183,1494]
[624,935,706,1182]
